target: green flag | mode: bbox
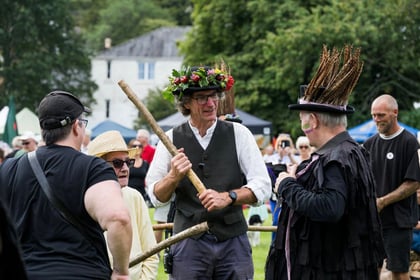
[3,96,18,146]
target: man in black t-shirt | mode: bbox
[0,91,132,279]
[364,94,420,280]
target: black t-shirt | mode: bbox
[0,196,27,279]
[364,129,420,228]
[0,145,118,279]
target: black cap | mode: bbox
[37,91,91,130]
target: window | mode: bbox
[138,63,145,80]
[138,62,155,80]
[107,60,111,78]
[106,99,110,118]
[148,62,155,79]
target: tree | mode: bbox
[79,0,177,52]
[179,0,420,137]
[154,0,193,26]
[2,96,18,145]
[134,87,178,130]
[0,0,97,113]
[264,0,420,130]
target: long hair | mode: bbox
[176,95,192,116]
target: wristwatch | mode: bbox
[228,191,237,206]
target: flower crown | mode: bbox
[162,66,235,102]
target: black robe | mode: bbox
[265,131,385,280]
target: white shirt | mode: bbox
[146,120,271,207]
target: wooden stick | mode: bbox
[129,222,209,267]
[152,222,277,232]
[118,80,206,194]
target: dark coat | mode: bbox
[266,132,385,280]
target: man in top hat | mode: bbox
[146,64,271,279]
[88,130,159,280]
[265,45,385,279]
[0,91,132,279]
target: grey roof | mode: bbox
[97,26,191,59]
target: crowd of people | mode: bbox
[0,44,420,280]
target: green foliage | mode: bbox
[0,0,97,112]
[180,0,254,65]
[153,0,193,26]
[134,88,178,129]
[4,0,419,137]
[162,66,235,103]
[399,109,420,129]
[179,0,420,138]
[79,0,177,52]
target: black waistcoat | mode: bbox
[172,121,247,241]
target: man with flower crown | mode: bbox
[146,64,271,279]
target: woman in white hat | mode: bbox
[88,130,158,280]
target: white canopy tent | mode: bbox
[16,107,41,135]
[0,106,8,134]
[0,106,41,135]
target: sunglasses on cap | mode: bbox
[107,158,135,169]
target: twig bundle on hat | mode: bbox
[213,61,243,123]
[305,44,363,106]
[289,45,364,114]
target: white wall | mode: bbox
[88,58,183,129]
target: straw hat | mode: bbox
[87,130,136,158]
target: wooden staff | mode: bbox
[129,222,209,267]
[118,80,206,194]
[152,222,277,232]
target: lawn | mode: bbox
[148,207,273,280]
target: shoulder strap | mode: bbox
[27,151,102,254]
[165,200,176,239]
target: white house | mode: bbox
[89,26,191,129]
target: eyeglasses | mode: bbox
[22,141,31,145]
[299,145,309,149]
[132,144,143,148]
[78,118,88,128]
[107,158,135,169]
[191,92,220,105]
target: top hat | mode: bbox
[289,45,363,115]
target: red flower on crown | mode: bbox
[162,65,235,102]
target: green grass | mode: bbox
[149,207,273,280]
